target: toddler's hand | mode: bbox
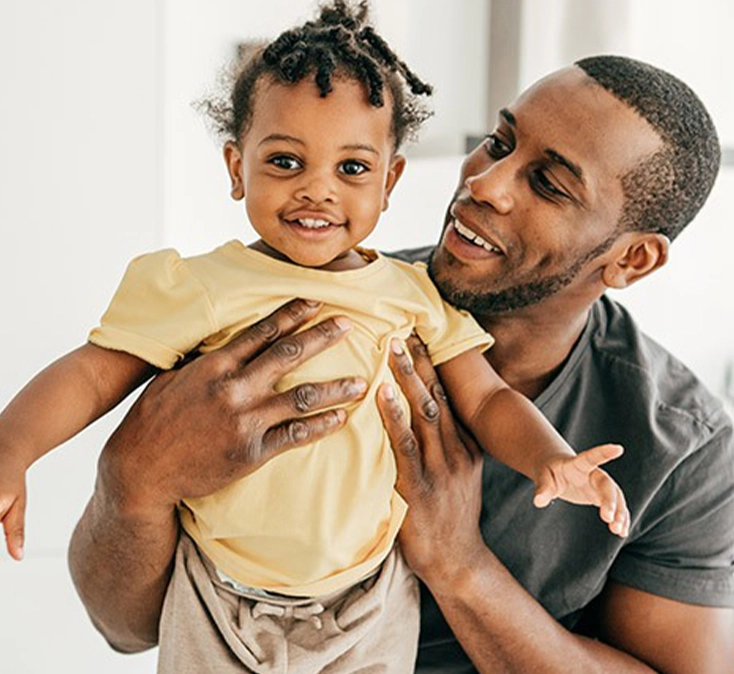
[533,444,629,537]
[0,459,28,560]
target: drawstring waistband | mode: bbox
[251,601,325,629]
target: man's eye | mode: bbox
[531,170,568,200]
[339,160,368,176]
[484,134,511,158]
[270,155,301,170]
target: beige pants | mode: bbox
[157,534,419,673]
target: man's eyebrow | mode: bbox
[545,149,585,185]
[500,107,586,189]
[499,108,516,127]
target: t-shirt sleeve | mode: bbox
[422,299,495,366]
[88,249,218,370]
[609,417,734,607]
[404,262,494,366]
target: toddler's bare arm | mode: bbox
[436,346,628,536]
[0,344,154,558]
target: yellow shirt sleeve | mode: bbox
[407,261,494,366]
[88,249,218,369]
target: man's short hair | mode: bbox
[575,55,720,241]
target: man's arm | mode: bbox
[377,336,734,674]
[69,299,367,652]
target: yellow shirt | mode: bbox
[90,241,493,596]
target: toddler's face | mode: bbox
[225,76,405,269]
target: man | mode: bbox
[69,56,734,672]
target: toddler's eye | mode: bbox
[270,155,301,170]
[340,160,368,176]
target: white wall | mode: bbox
[0,2,732,672]
[0,1,161,671]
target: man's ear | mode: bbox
[223,140,245,201]
[601,232,670,289]
[382,154,407,211]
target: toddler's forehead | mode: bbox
[247,76,395,145]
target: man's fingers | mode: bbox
[218,299,324,366]
[261,408,348,457]
[406,335,439,390]
[377,383,423,490]
[388,339,439,433]
[245,316,353,387]
[2,498,25,561]
[262,377,368,427]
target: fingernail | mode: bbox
[303,299,321,307]
[352,378,367,393]
[334,317,352,331]
[391,339,404,354]
[382,383,396,400]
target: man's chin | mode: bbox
[428,248,572,316]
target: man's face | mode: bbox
[429,67,662,317]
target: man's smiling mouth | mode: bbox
[452,219,503,254]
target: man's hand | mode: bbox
[69,298,367,651]
[376,336,485,585]
[101,298,368,515]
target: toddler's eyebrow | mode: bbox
[342,143,379,155]
[259,133,304,147]
[259,134,379,155]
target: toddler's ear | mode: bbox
[223,141,245,200]
[382,155,407,211]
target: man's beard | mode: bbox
[427,234,616,316]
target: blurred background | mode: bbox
[1,1,732,670]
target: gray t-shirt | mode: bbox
[393,247,734,673]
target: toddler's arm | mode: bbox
[436,346,629,537]
[0,344,155,559]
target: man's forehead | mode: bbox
[505,67,662,181]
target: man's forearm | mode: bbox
[68,487,178,652]
[425,546,655,674]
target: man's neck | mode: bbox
[477,304,592,400]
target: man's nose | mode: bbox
[462,159,515,215]
[294,171,338,204]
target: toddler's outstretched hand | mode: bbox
[0,458,27,560]
[533,444,629,537]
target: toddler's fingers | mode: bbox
[533,476,558,509]
[580,444,624,470]
[2,498,26,561]
[591,470,620,524]
[609,488,630,538]
[0,493,14,519]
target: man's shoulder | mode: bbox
[592,296,728,432]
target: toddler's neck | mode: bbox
[249,239,371,271]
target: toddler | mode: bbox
[0,2,628,671]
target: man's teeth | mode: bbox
[296,218,332,229]
[453,220,501,253]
